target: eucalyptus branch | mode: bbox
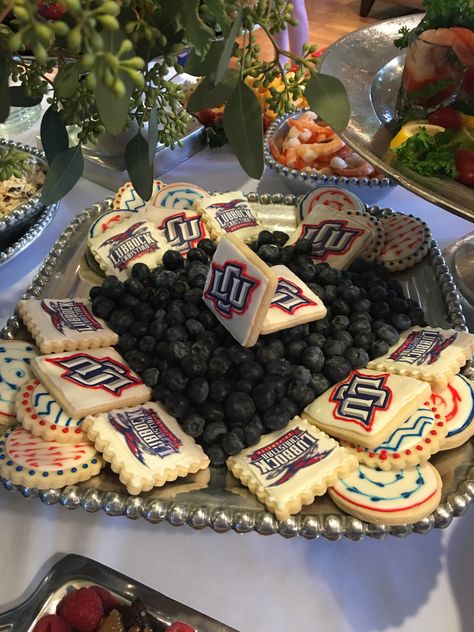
[0,1,14,24]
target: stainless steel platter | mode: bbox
[320,15,474,223]
[0,554,237,632]
[1,194,473,540]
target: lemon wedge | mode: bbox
[460,112,474,131]
[389,121,446,151]
[453,126,474,151]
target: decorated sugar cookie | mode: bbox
[286,205,375,269]
[328,461,442,525]
[113,180,164,212]
[377,213,431,271]
[88,210,132,239]
[89,217,166,280]
[203,234,277,347]
[15,379,86,443]
[303,369,431,449]
[298,186,365,219]
[226,417,358,521]
[0,341,39,426]
[260,265,327,335]
[430,374,474,450]
[83,401,209,495]
[146,207,210,254]
[342,401,447,470]
[199,192,264,242]
[31,347,151,418]
[17,298,118,353]
[151,182,207,210]
[0,426,103,489]
[367,327,474,392]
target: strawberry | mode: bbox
[58,587,104,632]
[33,615,70,632]
[91,586,121,615]
[37,0,66,20]
[167,623,196,632]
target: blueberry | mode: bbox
[295,238,312,255]
[323,285,338,304]
[188,377,209,404]
[222,432,245,456]
[353,332,374,350]
[273,231,289,247]
[184,288,203,305]
[139,335,157,354]
[256,345,280,364]
[276,396,297,419]
[239,361,264,382]
[301,346,324,373]
[167,341,189,363]
[345,346,370,369]
[180,356,206,378]
[165,325,188,342]
[348,319,372,335]
[244,416,265,445]
[370,339,390,359]
[317,267,341,285]
[333,330,353,349]
[171,280,190,297]
[108,309,134,334]
[187,247,209,264]
[89,286,102,301]
[263,405,290,431]
[331,315,350,331]
[280,246,296,264]
[234,378,254,394]
[286,380,312,405]
[166,310,186,327]
[183,304,200,319]
[353,298,371,312]
[368,285,388,301]
[339,284,360,302]
[323,339,346,356]
[92,297,115,320]
[322,356,352,382]
[148,319,167,340]
[224,392,256,422]
[286,339,306,362]
[351,311,372,322]
[408,306,425,325]
[306,333,326,348]
[181,413,206,438]
[118,332,136,353]
[130,321,148,338]
[132,302,155,323]
[208,355,232,379]
[291,365,311,384]
[389,297,408,312]
[258,244,280,264]
[257,230,274,245]
[298,262,316,282]
[197,238,216,257]
[164,367,188,392]
[191,340,213,362]
[252,383,276,411]
[199,310,216,330]
[308,372,331,396]
[371,301,390,318]
[209,379,232,402]
[101,276,125,300]
[206,444,227,465]
[152,269,177,289]
[391,313,412,331]
[187,262,209,288]
[377,324,400,346]
[310,318,331,335]
[331,298,351,317]
[124,277,144,298]
[131,263,151,282]
[185,318,205,337]
[263,376,287,397]
[152,384,171,404]
[267,358,292,378]
[127,350,149,373]
[150,288,170,308]
[142,367,160,388]
[202,421,227,445]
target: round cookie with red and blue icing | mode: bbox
[15,379,86,444]
[88,209,132,239]
[328,461,442,525]
[377,213,432,271]
[113,180,164,212]
[342,401,447,470]
[430,374,474,450]
[0,426,103,489]
[298,186,365,219]
[0,340,39,426]
[151,182,207,210]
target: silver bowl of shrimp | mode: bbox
[264,109,394,203]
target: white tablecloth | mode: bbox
[1,146,473,632]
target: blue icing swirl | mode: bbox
[340,465,425,503]
[447,375,474,438]
[373,406,434,453]
[32,384,83,427]
[0,343,37,417]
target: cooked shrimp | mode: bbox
[331,163,375,177]
[421,27,474,68]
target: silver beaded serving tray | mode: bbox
[0,554,237,632]
[1,193,473,541]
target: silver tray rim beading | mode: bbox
[1,194,473,541]
[0,138,47,233]
[264,109,394,189]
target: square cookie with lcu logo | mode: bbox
[17,298,118,353]
[203,234,277,347]
[83,401,209,495]
[31,347,151,418]
[145,207,211,255]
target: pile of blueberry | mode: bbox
[90,231,426,465]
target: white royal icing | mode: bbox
[286,204,373,269]
[330,462,439,512]
[145,207,210,254]
[0,341,39,423]
[4,427,97,471]
[151,182,207,210]
[200,192,263,242]
[299,186,365,219]
[20,379,84,429]
[88,210,133,238]
[202,235,277,347]
[113,180,164,212]
[430,374,474,439]
[260,265,327,334]
[379,214,428,263]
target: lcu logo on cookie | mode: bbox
[205,260,259,318]
[208,199,258,232]
[108,407,182,465]
[40,299,102,335]
[272,278,316,314]
[329,372,392,430]
[46,353,141,396]
[389,330,458,366]
[162,212,205,252]
[102,221,160,271]
[301,219,363,261]
[248,427,335,486]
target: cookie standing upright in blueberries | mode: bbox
[203,234,278,347]
[431,374,474,450]
[377,213,432,271]
[0,340,39,426]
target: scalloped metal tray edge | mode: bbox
[1,194,473,541]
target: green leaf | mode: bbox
[177,0,214,57]
[41,144,84,206]
[148,105,158,165]
[9,86,42,107]
[54,62,80,99]
[223,79,263,180]
[187,70,238,112]
[125,132,153,201]
[0,54,10,124]
[203,0,233,36]
[214,6,242,85]
[184,40,225,77]
[40,106,69,164]
[304,73,350,133]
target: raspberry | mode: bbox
[167,622,196,632]
[33,615,70,632]
[91,586,120,615]
[59,587,104,632]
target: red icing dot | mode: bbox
[74,428,82,434]
[25,406,31,412]
[416,445,423,451]
[23,392,28,398]
[393,453,401,459]
[430,430,437,436]
[39,420,46,426]
[424,402,430,406]
[62,428,69,433]
[405,449,412,455]
[31,414,38,420]
[27,385,34,390]
[435,414,441,419]
[369,452,375,458]
[431,408,436,412]
[425,438,432,444]
[379,451,388,460]
[51,425,57,430]
[437,422,444,427]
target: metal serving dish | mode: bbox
[0,139,48,250]
[1,194,473,540]
[264,110,393,203]
[0,554,237,632]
